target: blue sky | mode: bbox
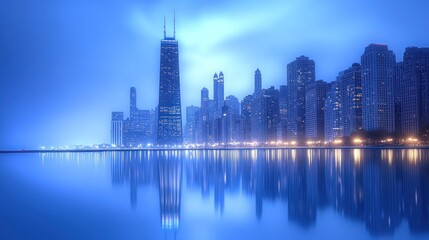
[1,0,429,149]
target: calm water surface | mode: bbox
[1,149,428,240]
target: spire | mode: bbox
[163,16,166,39]
[173,10,176,39]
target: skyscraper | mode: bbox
[241,95,253,142]
[200,87,210,143]
[185,106,199,143]
[225,95,241,142]
[213,72,225,117]
[287,56,316,141]
[361,44,396,133]
[255,68,262,94]
[401,47,429,136]
[394,62,403,135]
[130,87,137,118]
[157,17,183,145]
[325,81,342,141]
[279,85,288,141]
[251,87,279,143]
[111,112,124,146]
[305,80,329,140]
[340,63,363,137]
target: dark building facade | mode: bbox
[305,80,329,141]
[251,87,279,143]
[279,85,288,141]
[340,63,363,137]
[401,47,429,136]
[325,81,342,141]
[111,112,124,146]
[157,22,183,145]
[287,56,316,141]
[254,68,262,94]
[241,95,253,142]
[361,44,396,133]
[185,106,199,144]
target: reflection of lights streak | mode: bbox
[353,149,361,165]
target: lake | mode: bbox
[0,148,428,240]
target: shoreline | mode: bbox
[1,145,428,154]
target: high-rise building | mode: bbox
[401,47,429,136]
[394,62,403,135]
[111,112,124,146]
[200,88,210,144]
[213,72,225,117]
[251,87,279,143]
[241,95,253,142]
[279,85,288,141]
[255,68,262,94]
[340,63,363,137]
[325,81,342,141]
[225,95,241,142]
[361,44,396,133]
[130,87,137,118]
[185,106,199,143]
[123,87,152,147]
[287,56,316,141]
[157,18,183,145]
[305,80,329,140]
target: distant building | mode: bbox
[361,44,396,133]
[325,81,342,141]
[401,47,429,136]
[213,72,225,117]
[251,87,279,143]
[111,112,124,146]
[130,87,137,118]
[305,80,329,140]
[241,95,253,142]
[157,21,183,145]
[225,95,241,142]
[279,85,288,141]
[287,56,316,141]
[185,106,199,144]
[200,87,210,144]
[340,63,363,137]
[254,68,262,94]
[122,87,154,147]
[394,62,403,135]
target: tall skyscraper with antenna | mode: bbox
[157,14,183,145]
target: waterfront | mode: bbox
[1,149,428,240]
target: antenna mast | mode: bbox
[173,10,176,39]
[163,15,166,39]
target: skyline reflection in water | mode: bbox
[1,149,428,240]
[107,148,429,236]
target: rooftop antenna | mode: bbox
[163,15,166,39]
[173,10,176,39]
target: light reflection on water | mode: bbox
[1,149,429,240]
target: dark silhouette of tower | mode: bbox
[157,15,183,145]
[130,87,137,118]
[254,68,262,94]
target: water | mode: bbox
[0,149,428,240]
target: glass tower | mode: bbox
[157,17,183,145]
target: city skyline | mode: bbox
[1,0,429,149]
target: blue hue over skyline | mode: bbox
[1,0,429,149]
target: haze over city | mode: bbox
[1,0,429,149]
